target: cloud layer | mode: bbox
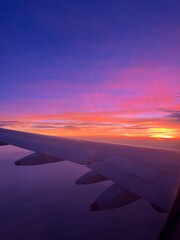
[1,65,179,139]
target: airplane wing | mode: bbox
[0,127,179,213]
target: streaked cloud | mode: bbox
[1,0,179,140]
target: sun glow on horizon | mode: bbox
[1,121,179,140]
[150,134,175,139]
[149,128,178,139]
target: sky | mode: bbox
[0,0,180,139]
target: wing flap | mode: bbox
[89,159,174,212]
[102,155,164,182]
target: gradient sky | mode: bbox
[0,0,180,139]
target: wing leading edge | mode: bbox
[0,127,179,213]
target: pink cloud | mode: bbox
[1,65,179,138]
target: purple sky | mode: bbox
[0,0,180,138]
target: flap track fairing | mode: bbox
[91,184,140,211]
[15,153,63,166]
[76,170,107,184]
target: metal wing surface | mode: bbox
[0,128,179,212]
